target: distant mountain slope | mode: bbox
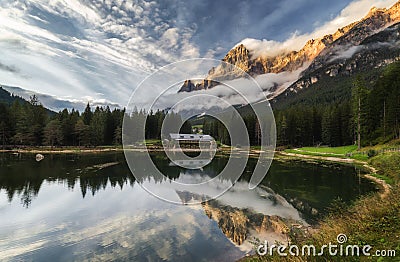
[1,85,120,112]
[0,85,56,115]
[0,86,26,105]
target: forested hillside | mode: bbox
[273,61,400,147]
[0,86,28,105]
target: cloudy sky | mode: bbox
[0,0,397,109]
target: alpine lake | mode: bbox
[0,151,378,261]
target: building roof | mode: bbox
[169,133,213,141]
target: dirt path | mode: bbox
[292,148,344,156]
[279,151,356,163]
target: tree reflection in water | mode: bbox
[0,151,377,223]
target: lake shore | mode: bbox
[0,145,250,154]
[0,147,124,154]
[2,146,389,186]
[0,146,218,154]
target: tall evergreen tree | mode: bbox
[44,119,63,148]
[352,75,370,149]
[75,119,90,147]
[82,103,93,125]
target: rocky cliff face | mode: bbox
[179,79,219,92]
[179,1,400,95]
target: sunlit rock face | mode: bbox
[219,39,325,76]
[279,21,400,100]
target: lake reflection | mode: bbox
[0,152,377,261]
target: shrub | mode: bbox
[367,149,377,158]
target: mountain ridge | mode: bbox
[178,1,400,96]
[0,85,56,115]
[1,85,120,112]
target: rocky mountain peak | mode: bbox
[366,6,387,18]
[224,44,249,60]
[221,44,251,72]
[179,10,360,94]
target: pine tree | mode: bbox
[90,107,105,146]
[44,119,63,148]
[75,119,90,147]
[82,103,93,125]
[0,104,12,148]
[352,76,369,149]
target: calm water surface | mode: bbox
[0,152,378,261]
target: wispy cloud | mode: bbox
[0,0,200,106]
[132,63,307,113]
[0,62,20,74]
[328,45,364,62]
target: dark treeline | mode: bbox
[202,102,352,148]
[203,115,261,146]
[123,108,191,144]
[0,97,193,147]
[0,99,125,147]
[274,102,353,147]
